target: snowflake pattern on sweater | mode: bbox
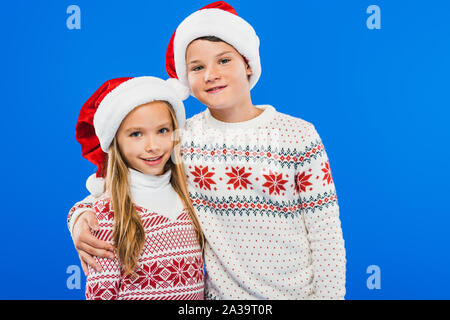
[85,195,204,300]
[68,105,346,300]
[180,105,346,299]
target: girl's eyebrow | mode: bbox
[125,122,172,133]
[124,126,144,133]
[156,121,172,128]
[187,51,234,65]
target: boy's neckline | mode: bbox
[204,105,276,130]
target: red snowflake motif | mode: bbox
[190,256,205,283]
[166,258,191,287]
[295,171,313,193]
[131,261,166,290]
[225,166,252,190]
[86,282,118,300]
[262,170,288,195]
[322,160,333,185]
[190,166,216,190]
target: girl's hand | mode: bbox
[72,211,115,276]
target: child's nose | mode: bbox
[144,136,160,153]
[204,65,220,82]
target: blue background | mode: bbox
[1,0,449,299]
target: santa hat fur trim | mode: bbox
[94,76,187,153]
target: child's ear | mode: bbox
[246,64,253,76]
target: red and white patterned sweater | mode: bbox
[70,105,346,300]
[84,169,204,300]
[181,105,346,299]
[85,196,204,300]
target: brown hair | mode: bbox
[195,35,223,43]
[105,101,204,276]
[193,36,251,72]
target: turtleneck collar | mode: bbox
[126,167,184,220]
[128,168,171,192]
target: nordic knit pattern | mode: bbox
[180,105,346,299]
[68,105,346,300]
[85,195,204,300]
[67,195,96,236]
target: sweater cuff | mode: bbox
[67,197,95,237]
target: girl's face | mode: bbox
[186,39,252,111]
[116,101,174,176]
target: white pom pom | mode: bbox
[86,174,105,197]
[166,78,190,101]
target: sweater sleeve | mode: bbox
[67,175,106,236]
[67,195,96,237]
[295,124,346,300]
[85,199,121,300]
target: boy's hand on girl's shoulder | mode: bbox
[72,210,116,276]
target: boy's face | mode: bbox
[116,101,174,176]
[186,39,252,111]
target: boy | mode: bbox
[68,1,346,299]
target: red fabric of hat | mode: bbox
[165,1,238,79]
[75,77,133,178]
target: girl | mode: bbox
[75,76,204,300]
[69,1,346,300]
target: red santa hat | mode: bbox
[165,1,261,94]
[75,76,188,195]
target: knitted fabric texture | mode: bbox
[85,196,204,300]
[69,105,346,299]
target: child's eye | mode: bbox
[192,65,203,72]
[219,58,231,64]
[130,131,142,137]
[159,128,170,134]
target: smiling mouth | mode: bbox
[206,85,227,93]
[141,156,162,162]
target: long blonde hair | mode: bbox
[105,101,204,275]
